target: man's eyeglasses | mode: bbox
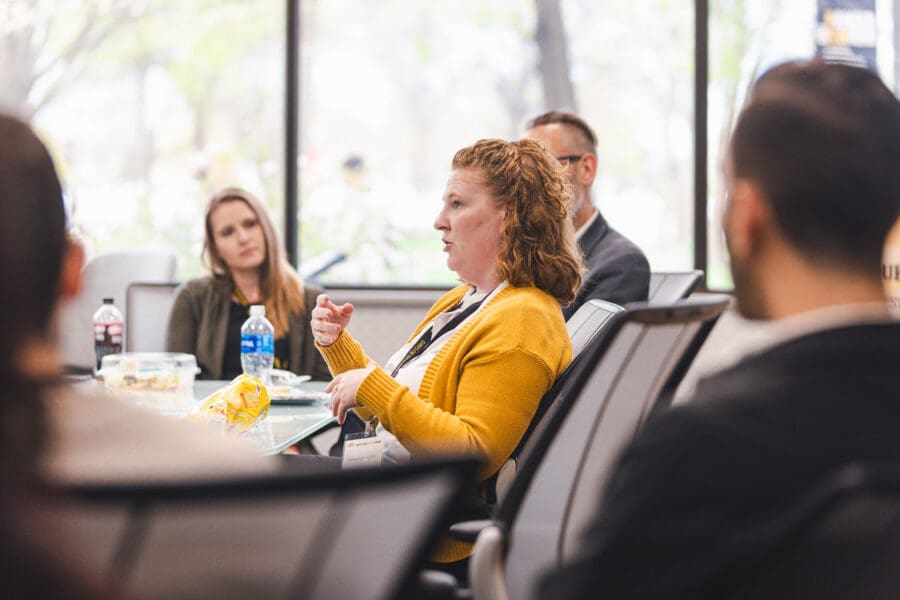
[555,154,584,166]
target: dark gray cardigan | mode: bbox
[165,276,330,381]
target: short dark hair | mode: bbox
[731,60,900,275]
[526,111,597,153]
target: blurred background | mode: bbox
[2,0,896,289]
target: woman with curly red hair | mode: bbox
[312,138,583,566]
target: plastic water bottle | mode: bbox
[241,304,274,385]
[93,297,123,371]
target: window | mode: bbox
[299,0,694,285]
[2,1,284,280]
[7,1,897,289]
[706,0,895,288]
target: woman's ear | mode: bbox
[59,239,85,299]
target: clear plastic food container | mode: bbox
[99,352,200,410]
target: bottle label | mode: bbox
[94,321,123,369]
[94,321,123,341]
[241,334,274,354]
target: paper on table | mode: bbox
[268,386,329,405]
[269,369,312,386]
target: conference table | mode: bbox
[90,376,337,456]
[191,379,337,455]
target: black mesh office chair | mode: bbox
[566,299,625,359]
[460,295,729,600]
[38,458,479,600]
[486,299,625,505]
[645,270,704,303]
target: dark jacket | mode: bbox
[564,211,650,320]
[538,320,900,598]
[165,276,330,381]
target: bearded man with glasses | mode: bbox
[525,111,650,318]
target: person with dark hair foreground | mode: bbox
[0,113,273,563]
[538,60,900,598]
[312,138,583,567]
[1,113,282,596]
[0,114,112,598]
[525,111,649,317]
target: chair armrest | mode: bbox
[449,519,495,543]
[417,569,461,600]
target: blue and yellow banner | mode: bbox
[816,0,877,70]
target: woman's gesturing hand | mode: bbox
[310,294,354,347]
[326,364,376,424]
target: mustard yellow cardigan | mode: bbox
[317,283,572,562]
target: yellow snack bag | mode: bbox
[191,374,270,432]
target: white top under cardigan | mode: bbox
[376,282,508,464]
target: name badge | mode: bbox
[342,432,384,469]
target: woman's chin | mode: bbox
[229,258,264,273]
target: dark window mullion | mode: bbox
[694,0,709,289]
[285,0,300,266]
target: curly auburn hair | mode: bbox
[451,138,583,305]
[202,187,305,337]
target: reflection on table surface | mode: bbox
[92,377,335,456]
[192,379,335,456]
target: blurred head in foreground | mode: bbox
[0,114,84,485]
[725,60,900,319]
[0,114,107,597]
[0,115,77,351]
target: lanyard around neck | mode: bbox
[390,291,491,377]
[233,285,250,307]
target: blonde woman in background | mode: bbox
[167,187,329,380]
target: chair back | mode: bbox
[491,301,625,504]
[729,463,900,600]
[566,299,625,359]
[490,295,729,600]
[42,458,478,600]
[59,250,177,370]
[646,270,703,302]
[470,524,509,600]
[126,282,180,352]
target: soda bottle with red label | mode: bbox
[93,297,123,371]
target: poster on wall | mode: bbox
[816,0,877,70]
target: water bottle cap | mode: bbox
[250,304,266,317]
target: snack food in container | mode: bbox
[99,352,199,410]
[190,373,271,432]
